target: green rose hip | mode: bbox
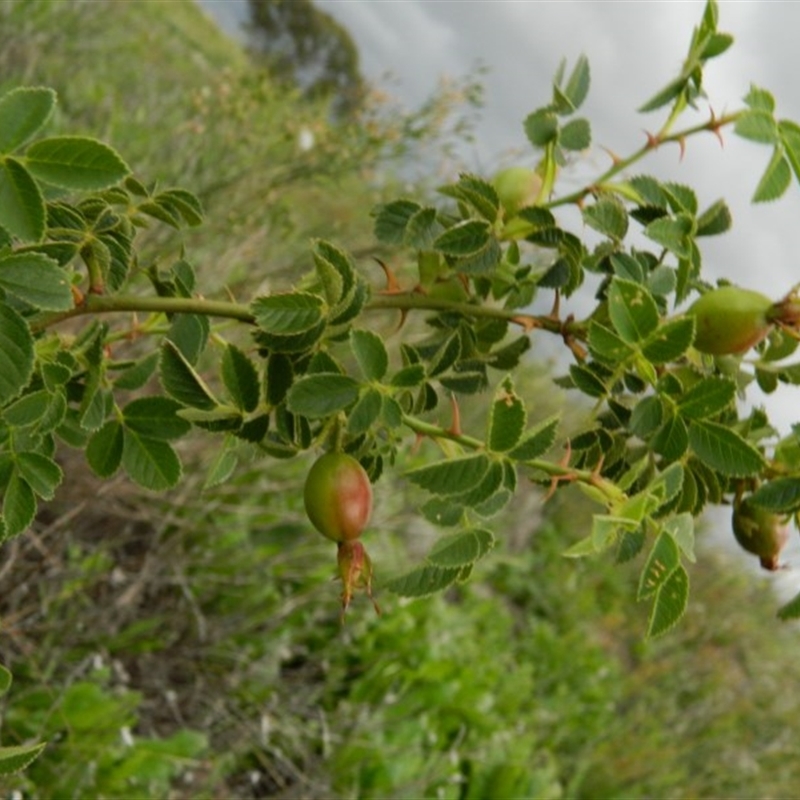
[732,495,790,571]
[493,166,542,216]
[688,286,774,355]
[687,285,800,355]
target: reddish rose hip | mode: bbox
[303,452,372,543]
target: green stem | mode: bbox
[31,294,255,333]
[366,292,580,338]
[544,111,742,210]
[34,290,585,339]
[401,413,485,451]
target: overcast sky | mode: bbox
[311,2,800,278]
[200,2,800,277]
[199,0,800,416]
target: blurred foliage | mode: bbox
[245,0,365,115]
[0,1,799,798]
[0,0,482,295]
[3,450,800,798]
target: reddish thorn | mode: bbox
[644,130,661,149]
[374,257,403,294]
[589,455,606,485]
[707,108,725,148]
[548,290,561,321]
[124,312,143,342]
[542,480,558,503]
[561,313,587,362]
[71,285,86,306]
[509,314,540,333]
[542,441,574,502]
[566,337,588,363]
[394,308,409,333]
[447,393,462,437]
[677,136,687,161]
[600,145,623,166]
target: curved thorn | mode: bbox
[447,393,462,437]
[374,257,403,294]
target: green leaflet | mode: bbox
[405,454,490,496]
[426,528,495,568]
[637,530,690,637]
[0,158,45,241]
[121,428,182,491]
[487,377,526,453]
[433,219,492,256]
[647,565,690,638]
[221,344,260,413]
[384,563,465,598]
[607,278,659,344]
[0,252,72,310]
[122,396,192,440]
[24,136,129,190]
[0,86,56,153]
[677,377,736,420]
[15,451,62,500]
[0,742,47,777]
[351,328,389,382]
[0,305,34,404]
[286,373,360,418]
[160,341,218,410]
[688,420,764,477]
[748,477,800,513]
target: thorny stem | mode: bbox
[544,110,742,210]
[400,413,626,505]
[401,413,485,451]
[366,292,582,338]
[33,289,588,341]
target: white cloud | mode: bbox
[317,0,459,104]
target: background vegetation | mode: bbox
[0,1,798,797]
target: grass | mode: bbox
[1,1,800,798]
[5,456,800,798]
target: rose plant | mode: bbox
[3,1,800,634]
